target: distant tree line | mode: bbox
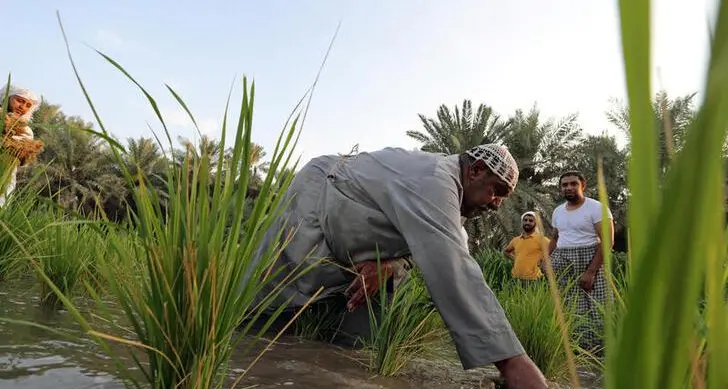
[405,92,720,253]
[19,91,722,253]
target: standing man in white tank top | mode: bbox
[548,170,614,356]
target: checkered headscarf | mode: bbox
[465,144,519,190]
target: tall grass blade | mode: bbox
[48,12,317,388]
[618,0,658,270]
[165,84,202,138]
[55,12,128,156]
[701,3,728,389]
[535,215,580,388]
[609,2,728,389]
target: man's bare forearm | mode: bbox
[548,237,557,255]
[586,241,604,274]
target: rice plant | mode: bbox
[601,1,728,388]
[292,297,343,341]
[14,13,321,389]
[85,225,145,298]
[32,217,100,307]
[498,281,588,382]
[474,247,514,294]
[0,188,42,280]
[363,266,447,377]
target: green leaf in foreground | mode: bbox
[608,1,728,389]
[42,12,321,389]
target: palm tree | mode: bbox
[107,137,170,220]
[123,137,168,181]
[606,91,697,176]
[176,134,223,165]
[406,99,510,154]
[564,133,629,233]
[248,142,270,189]
[406,101,583,251]
[477,107,584,248]
[24,119,126,214]
[30,100,64,138]
[407,100,513,252]
[173,134,225,189]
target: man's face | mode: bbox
[522,215,536,233]
[462,161,512,218]
[560,175,585,203]
[8,95,33,117]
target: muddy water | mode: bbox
[0,278,507,389]
[1,278,602,389]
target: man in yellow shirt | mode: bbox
[504,212,550,281]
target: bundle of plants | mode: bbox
[364,268,447,377]
[0,185,50,280]
[293,297,343,341]
[32,217,99,308]
[27,18,317,388]
[1,114,45,165]
[498,282,588,382]
[474,248,514,294]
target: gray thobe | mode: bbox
[250,147,524,369]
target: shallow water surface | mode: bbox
[1,279,509,389]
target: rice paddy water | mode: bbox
[5,278,601,389]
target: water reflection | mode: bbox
[0,278,134,389]
[0,278,527,389]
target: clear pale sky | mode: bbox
[3,0,716,166]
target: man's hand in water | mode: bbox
[344,257,409,312]
[494,354,549,389]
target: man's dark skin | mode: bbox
[347,154,549,389]
[548,174,615,292]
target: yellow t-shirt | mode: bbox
[506,233,550,280]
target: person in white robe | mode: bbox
[0,84,40,207]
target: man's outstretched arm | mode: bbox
[380,174,525,368]
[379,175,547,388]
[548,228,559,255]
[504,239,516,260]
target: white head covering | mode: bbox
[520,211,540,234]
[465,144,519,191]
[521,211,536,220]
[1,84,40,122]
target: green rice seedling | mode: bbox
[32,217,101,307]
[531,213,582,388]
[16,13,324,389]
[0,189,42,280]
[474,247,514,294]
[363,265,447,377]
[85,225,145,298]
[293,297,342,341]
[497,281,588,383]
[602,1,728,388]
[609,251,629,293]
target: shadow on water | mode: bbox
[0,279,602,389]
